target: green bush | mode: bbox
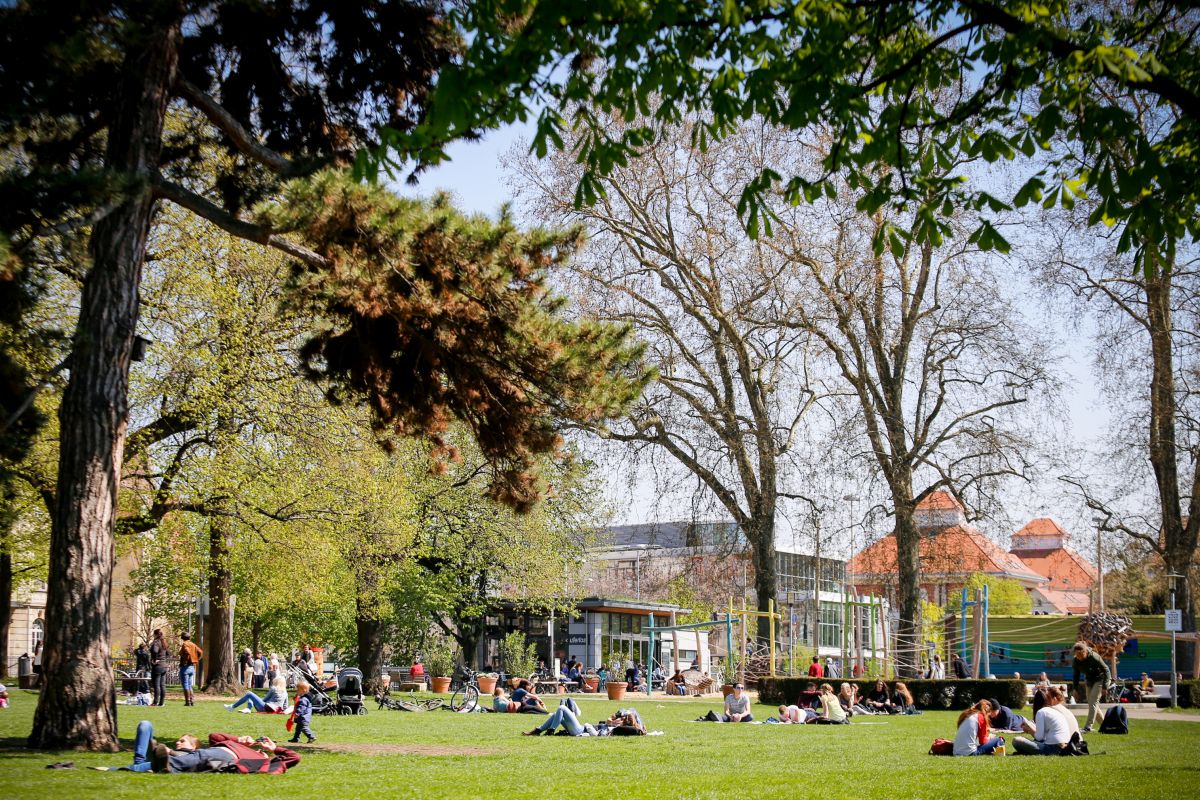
[423,634,456,678]
[758,677,1027,710]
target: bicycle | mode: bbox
[375,687,444,712]
[447,667,481,712]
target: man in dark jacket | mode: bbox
[108,720,300,773]
[951,653,969,679]
[1071,641,1111,733]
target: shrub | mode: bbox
[758,677,1027,710]
[498,631,538,679]
[423,635,456,678]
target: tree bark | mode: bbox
[202,499,240,693]
[891,488,922,677]
[0,519,11,680]
[356,612,385,695]
[749,513,778,643]
[29,21,179,751]
[1145,266,1197,671]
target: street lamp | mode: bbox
[1167,573,1184,709]
[1091,516,1106,612]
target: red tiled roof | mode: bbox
[1009,547,1097,592]
[915,490,964,511]
[849,524,1046,585]
[1013,518,1068,538]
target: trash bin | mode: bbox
[17,654,33,689]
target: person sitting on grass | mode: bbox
[892,682,920,715]
[0,682,8,709]
[103,719,299,773]
[838,682,870,716]
[287,680,316,744]
[953,700,1004,756]
[509,679,548,713]
[226,675,289,714]
[1012,687,1078,755]
[816,683,850,724]
[865,679,898,714]
[522,698,646,736]
[723,683,754,722]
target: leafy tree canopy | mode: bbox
[962,571,1034,615]
[398,1,1200,268]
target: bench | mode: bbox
[389,668,426,692]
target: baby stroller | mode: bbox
[288,661,336,716]
[336,667,367,715]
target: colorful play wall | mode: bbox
[983,615,1172,680]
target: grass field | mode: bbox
[1,689,1198,799]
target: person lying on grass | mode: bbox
[953,700,1004,756]
[225,675,290,714]
[510,679,548,714]
[987,696,1035,735]
[1012,687,1080,755]
[522,698,646,736]
[493,686,523,712]
[776,704,818,724]
[101,720,299,773]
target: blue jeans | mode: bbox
[973,736,1004,755]
[231,691,266,711]
[125,720,156,772]
[536,699,584,735]
[180,665,195,692]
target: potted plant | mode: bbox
[425,635,456,694]
[476,672,499,695]
[582,671,601,693]
[606,679,628,700]
[498,631,538,688]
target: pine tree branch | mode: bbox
[174,78,318,178]
[152,176,331,269]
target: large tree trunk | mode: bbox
[0,523,11,680]
[202,506,240,693]
[355,565,385,694]
[891,481,922,678]
[748,512,777,643]
[29,23,179,751]
[1145,265,1198,672]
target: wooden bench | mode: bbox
[389,668,426,692]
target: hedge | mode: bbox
[757,677,1027,710]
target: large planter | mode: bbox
[583,675,600,693]
[606,681,628,701]
[431,676,452,694]
[476,674,498,695]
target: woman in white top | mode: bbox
[777,704,806,723]
[1012,686,1076,754]
[931,654,945,680]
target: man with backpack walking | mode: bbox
[1070,641,1110,733]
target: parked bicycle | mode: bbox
[375,686,444,712]
[447,667,481,712]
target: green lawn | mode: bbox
[1,689,1198,799]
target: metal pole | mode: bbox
[647,613,654,696]
[960,588,969,663]
[1171,579,1178,709]
[726,598,734,686]
[740,597,748,686]
[981,583,991,678]
[769,599,776,677]
[1097,526,1104,612]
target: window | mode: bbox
[31,618,45,650]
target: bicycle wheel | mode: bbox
[449,684,479,712]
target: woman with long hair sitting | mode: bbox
[225,675,290,713]
[953,699,1004,756]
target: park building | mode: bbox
[847,491,1097,615]
[580,520,888,673]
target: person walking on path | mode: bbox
[178,632,203,707]
[149,629,169,706]
[1071,641,1110,733]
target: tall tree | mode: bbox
[513,117,821,640]
[1,3,644,749]
[416,1,1200,265]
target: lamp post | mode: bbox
[1167,573,1184,709]
[1091,516,1106,613]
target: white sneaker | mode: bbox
[223,703,234,711]
[240,707,253,713]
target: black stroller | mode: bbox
[288,661,337,716]
[335,667,367,715]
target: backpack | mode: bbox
[1099,704,1129,734]
[929,738,954,756]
